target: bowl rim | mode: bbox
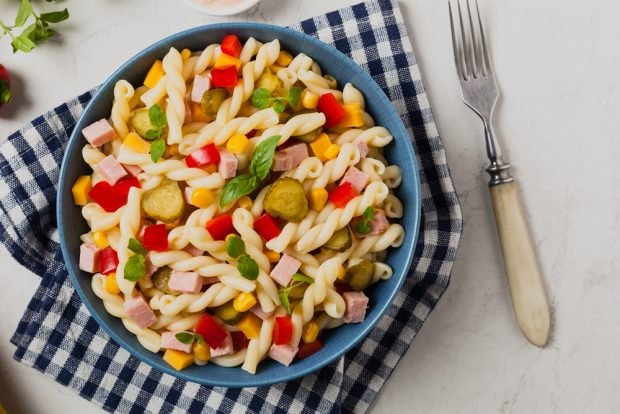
[58,22,422,387]
[180,0,260,16]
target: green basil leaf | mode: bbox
[249,135,280,180]
[292,273,314,284]
[175,332,196,345]
[40,8,70,23]
[149,104,167,129]
[124,254,146,282]
[150,137,166,162]
[355,220,371,235]
[219,174,257,207]
[15,0,32,27]
[195,334,205,345]
[271,99,287,114]
[0,80,12,105]
[143,128,161,140]
[237,254,259,281]
[226,235,245,258]
[363,206,374,221]
[21,22,37,41]
[11,35,35,53]
[251,88,272,109]
[127,238,147,255]
[287,87,302,109]
[278,288,291,314]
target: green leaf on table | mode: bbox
[40,9,70,23]
[292,273,313,284]
[150,137,166,162]
[15,0,32,27]
[128,238,147,255]
[11,35,35,53]
[124,253,146,282]
[175,332,196,345]
[278,288,291,314]
[237,254,259,281]
[226,236,245,259]
[251,88,272,109]
[287,87,301,109]
[249,135,280,180]
[220,174,258,207]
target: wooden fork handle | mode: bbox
[489,180,550,347]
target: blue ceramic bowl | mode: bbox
[58,23,421,387]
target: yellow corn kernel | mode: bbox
[181,48,192,60]
[226,134,249,155]
[238,313,262,339]
[104,273,121,295]
[324,143,341,160]
[92,231,109,249]
[237,196,253,210]
[193,341,211,362]
[302,321,320,344]
[191,188,214,208]
[234,292,258,313]
[144,60,164,88]
[276,51,293,67]
[337,265,346,280]
[202,163,218,174]
[214,53,242,69]
[309,188,329,211]
[301,90,319,109]
[123,132,151,154]
[265,250,280,263]
[163,349,195,371]
[72,175,92,206]
[309,133,332,161]
[339,103,365,128]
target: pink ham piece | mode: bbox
[184,244,204,257]
[95,155,128,185]
[79,243,100,273]
[268,344,298,366]
[354,137,368,158]
[161,331,193,353]
[123,164,142,177]
[82,119,116,147]
[272,153,293,172]
[341,166,370,192]
[191,74,212,103]
[249,304,273,320]
[280,143,308,169]
[367,210,389,235]
[168,270,202,294]
[209,331,233,357]
[144,253,159,279]
[218,149,238,179]
[343,291,369,323]
[269,254,301,286]
[124,293,158,329]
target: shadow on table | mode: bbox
[0,358,38,414]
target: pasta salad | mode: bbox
[73,34,405,374]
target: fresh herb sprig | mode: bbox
[142,104,168,162]
[175,332,205,345]
[354,207,375,235]
[1,0,69,53]
[278,273,314,314]
[124,238,147,282]
[226,235,259,281]
[251,87,301,114]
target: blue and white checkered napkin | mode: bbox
[0,0,462,412]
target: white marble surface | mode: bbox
[1,0,618,413]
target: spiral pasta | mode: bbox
[111,80,135,139]
[163,48,186,144]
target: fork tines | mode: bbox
[449,0,491,80]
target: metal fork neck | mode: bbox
[483,118,514,186]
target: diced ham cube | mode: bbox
[354,137,368,158]
[280,143,308,169]
[183,244,204,257]
[249,304,273,320]
[269,254,301,286]
[272,153,293,171]
[79,243,100,273]
[82,119,116,147]
[368,210,389,235]
[209,331,233,357]
[124,293,158,329]
[268,343,298,366]
[161,331,193,353]
[95,155,128,185]
[343,291,369,323]
[191,74,212,103]
[123,164,143,177]
[341,166,370,193]
[168,270,202,294]
[218,149,238,179]
[144,253,159,278]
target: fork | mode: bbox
[449,0,550,347]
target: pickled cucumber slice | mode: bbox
[323,227,352,252]
[152,267,174,294]
[201,88,230,121]
[345,260,375,292]
[129,108,153,138]
[141,179,185,223]
[264,177,308,223]
[213,301,242,325]
[256,68,283,94]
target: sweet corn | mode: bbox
[105,273,121,295]
[193,341,211,362]
[337,265,346,280]
[238,313,262,339]
[191,188,214,208]
[214,53,242,69]
[324,143,341,160]
[93,231,109,249]
[164,144,179,158]
[301,90,319,109]
[226,134,249,154]
[309,188,329,211]
[163,349,195,371]
[237,196,253,210]
[276,51,293,67]
[181,48,192,60]
[265,250,280,263]
[302,321,320,344]
[339,103,365,128]
[309,133,332,161]
[202,163,218,174]
[123,132,151,154]
[71,175,92,206]
[144,60,164,88]
[233,292,258,313]
[191,102,210,123]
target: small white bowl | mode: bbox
[181,0,260,16]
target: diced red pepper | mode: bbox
[99,247,119,275]
[195,314,228,349]
[328,182,359,208]
[254,214,281,241]
[317,93,346,128]
[142,224,168,252]
[297,339,323,360]
[221,34,242,58]
[185,143,221,168]
[88,176,141,212]
[211,66,238,88]
[231,331,250,350]
[273,316,293,345]
[206,214,234,241]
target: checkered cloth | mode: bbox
[1,0,462,412]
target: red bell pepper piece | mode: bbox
[88,176,141,212]
[254,214,281,241]
[185,143,221,168]
[297,339,323,360]
[317,93,346,128]
[231,331,250,350]
[195,314,228,349]
[221,34,242,58]
[142,224,168,252]
[99,247,119,275]
[328,182,359,208]
[273,316,293,345]
[211,66,238,88]
[206,214,234,241]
